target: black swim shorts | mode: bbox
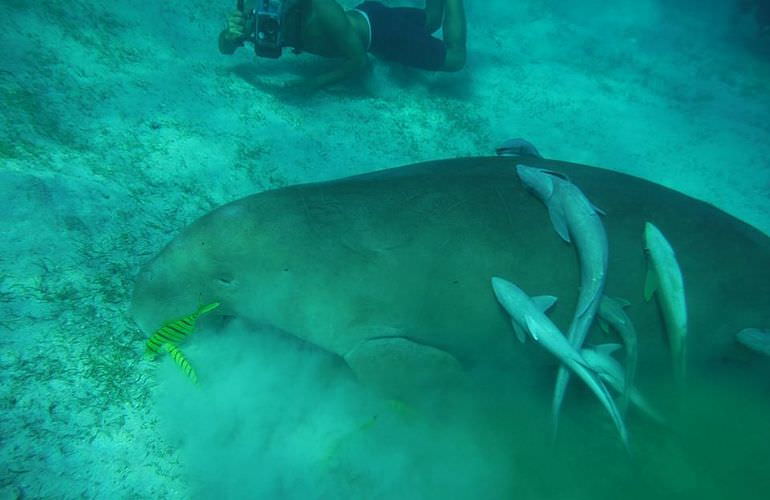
[353,1,446,71]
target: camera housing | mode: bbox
[255,0,289,58]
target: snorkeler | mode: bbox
[218,0,466,90]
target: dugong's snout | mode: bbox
[130,248,218,335]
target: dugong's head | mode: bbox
[130,193,301,335]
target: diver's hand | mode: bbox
[223,10,248,43]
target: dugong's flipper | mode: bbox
[495,138,543,158]
[344,337,465,399]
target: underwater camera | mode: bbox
[241,0,296,59]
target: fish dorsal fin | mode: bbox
[524,315,542,342]
[612,296,631,308]
[595,343,623,357]
[600,296,630,324]
[547,201,571,243]
[533,295,558,314]
[512,319,527,343]
[644,268,658,301]
[163,343,198,384]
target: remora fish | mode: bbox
[644,222,687,385]
[495,138,543,158]
[516,165,608,431]
[581,344,664,424]
[491,277,629,449]
[736,328,770,357]
[598,296,638,413]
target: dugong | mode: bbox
[130,157,770,403]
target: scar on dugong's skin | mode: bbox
[131,157,770,403]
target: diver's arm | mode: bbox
[219,30,243,55]
[441,0,466,71]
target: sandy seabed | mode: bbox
[1,1,768,498]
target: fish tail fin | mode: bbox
[621,349,638,415]
[551,365,571,441]
[163,343,198,384]
[569,358,631,451]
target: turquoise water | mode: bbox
[1,1,769,498]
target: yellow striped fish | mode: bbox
[162,343,198,384]
[144,302,220,358]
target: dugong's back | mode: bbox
[131,158,567,371]
[131,157,770,377]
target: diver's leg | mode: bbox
[425,0,445,34]
[441,0,466,71]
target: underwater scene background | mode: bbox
[1,0,769,498]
